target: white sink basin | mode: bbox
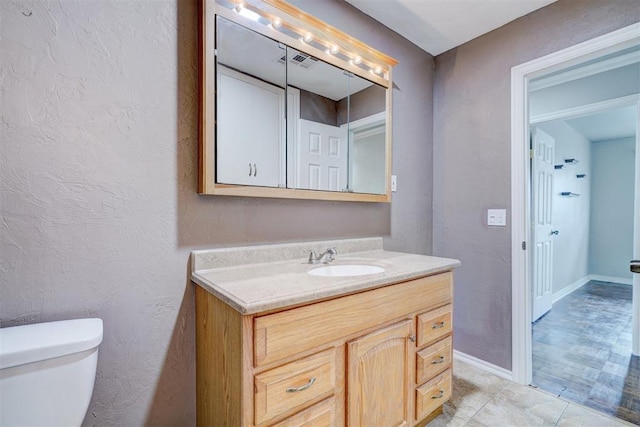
[308,264,385,277]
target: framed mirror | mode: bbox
[199,0,397,202]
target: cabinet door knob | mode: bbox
[249,163,252,176]
[286,377,316,393]
[254,163,257,176]
[432,321,446,329]
[409,335,416,342]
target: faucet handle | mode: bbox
[325,247,337,263]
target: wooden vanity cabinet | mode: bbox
[195,271,454,426]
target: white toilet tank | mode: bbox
[0,318,103,426]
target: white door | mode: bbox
[217,66,284,187]
[297,119,348,191]
[531,127,555,321]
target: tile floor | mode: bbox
[532,281,640,424]
[427,360,635,426]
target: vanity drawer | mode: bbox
[415,369,452,421]
[254,272,452,366]
[254,347,337,426]
[416,336,452,384]
[271,397,337,427]
[416,304,452,348]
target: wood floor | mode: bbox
[532,280,640,424]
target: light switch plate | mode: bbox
[391,175,397,192]
[488,209,507,226]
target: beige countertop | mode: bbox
[190,237,460,314]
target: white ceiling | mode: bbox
[566,106,637,143]
[217,16,372,100]
[344,0,558,56]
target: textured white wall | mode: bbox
[589,137,636,280]
[1,1,197,424]
[0,0,434,424]
[538,121,592,294]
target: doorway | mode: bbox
[510,23,640,388]
[529,102,638,421]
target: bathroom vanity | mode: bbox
[191,238,460,426]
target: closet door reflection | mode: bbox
[216,17,286,187]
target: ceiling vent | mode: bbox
[277,52,318,68]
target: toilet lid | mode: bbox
[0,318,103,369]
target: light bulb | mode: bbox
[234,1,244,13]
[353,55,362,65]
[374,66,382,75]
[302,32,313,43]
[271,16,282,28]
[330,45,340,55]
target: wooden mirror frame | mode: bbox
[198,0,398,202]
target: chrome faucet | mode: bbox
[308,247,337,264]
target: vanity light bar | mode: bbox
[216,0,396,82]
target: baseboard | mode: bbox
[453,350,513,381]
[589,274,633,285]
[552,274,633,304]
[552,275,590,303]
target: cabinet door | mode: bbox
[347,320,413,427]
[217,65,284,187]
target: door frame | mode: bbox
[510,23,640,385]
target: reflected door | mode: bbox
[297,119,348,191]
[532,126,555,321]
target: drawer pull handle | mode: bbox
[431,356,445,364]
[431,389,445,399]
[432,321,446,329]
[409,335,416,342]
[286,377,316,393]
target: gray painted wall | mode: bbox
[340,83,387,125]
[433,0,639,370]
[590,137,636,280]
[538,121,592,295]
[0,0,433,424]
[300,89,340,126]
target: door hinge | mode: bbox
[530,149,535,159]
[522,241,526,250]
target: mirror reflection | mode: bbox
[215,16,388,194]
[216,16,286,187]
[286,47,350,192]
[346,76,387,194]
